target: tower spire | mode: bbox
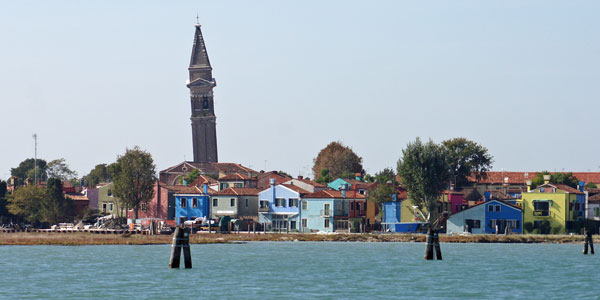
[189,22,212,72]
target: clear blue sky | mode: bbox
[1,1,599,180]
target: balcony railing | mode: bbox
[258,206,270,213]
[533,210,549,217]
[320,209,332,217]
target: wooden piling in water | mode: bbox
[424,228,434,260]
[434,232,443,260]
[169,226,192,269]
[169,226,182,268]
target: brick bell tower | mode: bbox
[187,23,218,163]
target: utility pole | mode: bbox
[33,134,38,186]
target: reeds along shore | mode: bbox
[0,232,598,246]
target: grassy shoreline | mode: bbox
[1,232,597,246]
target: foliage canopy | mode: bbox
[312,141,363,183]
[442,137,493,186]
[397,138,450,224]
[112,147,157,219]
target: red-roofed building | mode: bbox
[256,171,292,189]
[283,176,327,193]
[302,189,367,233]
[211,187,262,229]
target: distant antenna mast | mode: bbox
[33,133,38,186]
[196,14,200,24]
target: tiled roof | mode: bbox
[467,171,600,185]
[291,178,326,187]
[219,173,253,181]
[160,161,256,175]
[213,187,261,196]
[280,184,310,195]
[304,189,366,199]
[588,193,600,203]
[532,183,584,195]
[342,178,377,190]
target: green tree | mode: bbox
[531,171,579,189]
[0,180,14,224]
[46,158,78,181]
[588,182,598,189]
[316,168,331,185]
[180,168,201,185]
[11,158,48,183]
[366,183,396,208]
[397,138,450,223]
[442,137,493,187]
[312,141,364,181]
[7,185,45,223]
[374,168,397,184]
[40,178,75,224]
[112,147,157,219]
[83,163,113,187]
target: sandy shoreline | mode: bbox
[0,232,597,246]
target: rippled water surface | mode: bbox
[1,242,598,299]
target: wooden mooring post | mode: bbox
[583,230,595,255]
[424,228,434,260]
[169,225,192,269]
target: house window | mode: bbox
[488,205,494,212]
[533,201,550,216]
[324,218,330,228]
[107,190,112,197]
[595,207,599,217]
[276,198,285,207]
[351,202,355,210]
[213,198,218,207]
[259,200,267,208]
[575,203,580,211]
[141,203,147,211]
[234,183,243,188]
[359,189,365,195]
[109,203,113,211]
[192,198,198,208]
[102,203,107,213]
[465,219,480,229]
[290,220,296,230]
[495,205,501,212]
[289,198,298,207]
[302,218,307,228]
[230,198,235,207]
[245,199,248,207]
[180,198,187,208]
[302,201,307,210]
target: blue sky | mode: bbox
[1,1,599,180]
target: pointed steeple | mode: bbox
[189,24,212,71]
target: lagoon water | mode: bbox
[0,242,598,299]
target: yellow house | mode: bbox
[520,181,585,234]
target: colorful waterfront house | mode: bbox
[520,181,585,234]
[174,185,211,225]
[211,187,261,229]
[443,190,465,214]
[97,183,122,216]
[484,190,520,206]
[586,194,600,233]
[381,188,427,232]
[283,176,327,193]
[301,189,366,233]
[446,200,522,234]
[257,180,309,231]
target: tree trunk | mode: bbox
[134,205,139,220]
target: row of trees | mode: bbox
[2,147,157,225]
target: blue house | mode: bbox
[174,185,211,225]
[301,189,366,233]
[381,191,426,233]
[327,175,373,196]
[447,200,522,234]
[258,180,309,231]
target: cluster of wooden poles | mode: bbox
[424,228,442,260]
[168,226,192,269]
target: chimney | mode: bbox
[355,173,362,181]
[341,183,347,198]
[270,178,276,203]
[203,184,208,194]
[526,180,532,192]
[543,175,551,184]
[298,175,303,180]
[578,181,585,193]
